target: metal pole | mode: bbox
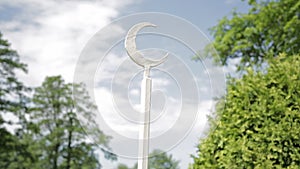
[138,67,151,169]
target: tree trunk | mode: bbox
[66,117,73,169]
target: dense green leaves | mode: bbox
[192,54,300,168]
[193,0,300,168]
[201,0,300,70]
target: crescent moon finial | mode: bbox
[125,22,168,68]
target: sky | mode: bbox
[0,0,249,168]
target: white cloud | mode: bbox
[129,88,139,96]
[93,86,182,139]
[0,0,136,86]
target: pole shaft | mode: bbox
[138,76,152,169]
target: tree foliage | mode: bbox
[192,0,300,168]
[201,0,300,69]
[118,149,180,169]
[192,54,300,168]
[29,76,115,169]
[132,149,180,169]
[117,163,130,169]
[0,32,27,116]
[0,32,31,168]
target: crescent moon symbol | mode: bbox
[125,22,168,68]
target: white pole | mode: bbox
[138,68,151,169]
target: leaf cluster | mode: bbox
[192,54,300,168]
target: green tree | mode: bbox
[192,54,300,168]
[192,0,300,168]
[200,0,300,69]
[29,76,115,169]
[132,149,180,169]
[0,32,32,168]
[117,163,129,169]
